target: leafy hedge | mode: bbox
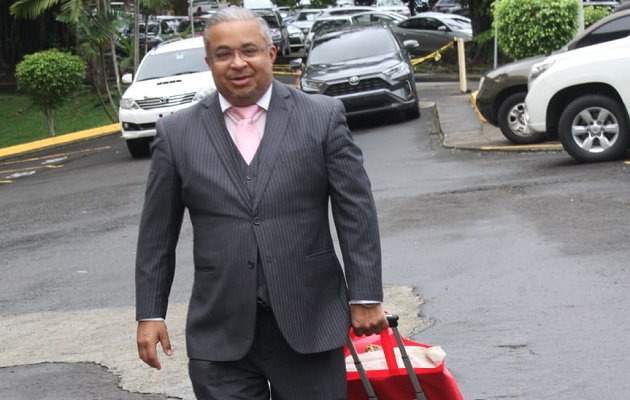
[494,0,580,60]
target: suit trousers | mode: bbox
[188,305,347,400]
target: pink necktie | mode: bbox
[233,105,260,165]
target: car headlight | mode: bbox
[120,98,139,110]
[192,86,216,102]
[529,58,555,82]
[301,28,309,35]
[301,78,324,91]
[383,62,410,80]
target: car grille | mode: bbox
[136,92,196,110]
[324,78,389,97]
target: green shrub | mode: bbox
[15,49,87,137]
[583,5,612,28]
[494,0,580,61]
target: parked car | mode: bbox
[582,0,620,9]
[118,37,216,157]
[304,15,353,54]
[191,0,221,12]
[123,21,164,50]
[242,0,275,9]
[318,6,380,18]
[155,15,187,35]
[432,0,461,12]
[298,25,420,120]
[287,24,306,52]
[252,8,292,56]
[375,0,411,17]
[351,10,407,25]
[290,8,324,36]
[390,11,472,56]
[475,8,630,144]
[524,36,630,163]
[304,11,406,53]
[176,16,213,36]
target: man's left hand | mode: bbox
[350,303,389,336]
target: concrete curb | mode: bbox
[0,124,121,161]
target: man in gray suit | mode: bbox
[135,7,388,399]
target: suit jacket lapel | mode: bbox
[252,81,293,211]
[199,93,254,209]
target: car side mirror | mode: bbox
[289,58,303,70]
[403,39,419,51]
[122,73,133,84]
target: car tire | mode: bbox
[498,92,546,144]
[405,104,420,120]
[558,95,630,163]
[126,138,152,158]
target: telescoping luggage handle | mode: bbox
[347,314,428,400]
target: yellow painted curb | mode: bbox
[0,123,121,159]
[470,90,487,123]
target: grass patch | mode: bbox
[0,87,115,149]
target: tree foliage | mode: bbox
[583,5,613,28]
[15,49,87,136]
[494,0,580,61]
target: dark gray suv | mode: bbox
[475,9,630,144]
[298,25,420,120]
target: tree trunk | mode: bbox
[99,47,119,122]
[44,108,55,137]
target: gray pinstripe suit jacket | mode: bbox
[135,80,383,362]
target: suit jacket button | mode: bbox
[253,217,261,225]
[247,260,255,269]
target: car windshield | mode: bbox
[441,17,471,30]
[259,14,280,29]
[296,11,321,21]
[309,28,398,64]
[312,19,351,34]
[136,47,208,81]
[377,0,404,6]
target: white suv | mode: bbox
[119,36,216,157]
[524,36,630,163]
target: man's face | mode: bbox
[205,19,277,107]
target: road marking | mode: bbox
[42,156,68,165]
[5,170,37,179]
[0,180,12,184]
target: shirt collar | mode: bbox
[219,84,272,113]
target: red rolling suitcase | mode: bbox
[345,314,463,400]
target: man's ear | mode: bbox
[269,45,278,63]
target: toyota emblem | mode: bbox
[159,96,170,104]
[348,76,360,86]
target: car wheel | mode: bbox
[498,92,546,144]
[126,138,152,158]
[405,104,420,120]
[558,95,630,163]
